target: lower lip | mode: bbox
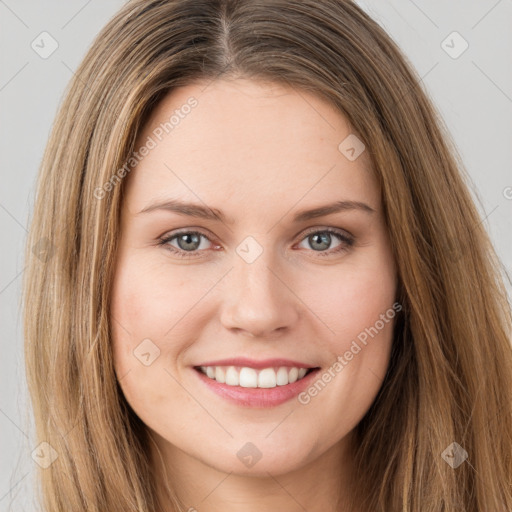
[193,367,321,408]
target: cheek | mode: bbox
[303,258,396,344]
[110,255,176,376]
[109,258,195,423]
[110,254,218,390]
[294,266,397,442]
[297,247,397,411]
[110,254,190,343]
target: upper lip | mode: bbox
[194,357,319,370]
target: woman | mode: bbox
[22,0,512,511]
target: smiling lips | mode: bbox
[193,357,319,389]
[197,365,311,388]
[194,363,322,408]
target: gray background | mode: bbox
[1,1,511,510]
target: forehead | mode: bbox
[124,78,378,216]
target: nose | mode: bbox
[219,250,300,338]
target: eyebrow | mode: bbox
[138,198,375,223]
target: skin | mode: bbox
[110,78,398,512]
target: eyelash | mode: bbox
[157,227,355,259]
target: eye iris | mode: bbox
[177,233,201,251]
[169,230,342,255]
[310,232,331,251]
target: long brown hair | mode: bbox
[22,0,512,510]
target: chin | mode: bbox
[198,440,313,477]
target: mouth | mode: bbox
[192,364,322,408]
[193,365,318,388]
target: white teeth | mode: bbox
[215,366,226,383]
[239,367,258,388]
[258,368,276,388]
[198,365,312,388]
[276,367,289,385]
[225,366,239,386]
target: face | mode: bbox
[110,78,397,480]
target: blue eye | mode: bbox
[157,227,354,259]
[297,227,354,257]
[160,231,209,255]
